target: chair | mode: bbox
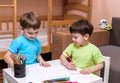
[102,56,111,83]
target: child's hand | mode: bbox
[39,60,51,67]
[66,62,76,70]
[80,68,92,74]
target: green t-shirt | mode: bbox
[63,43,104,69]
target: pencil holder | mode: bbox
[14,63,26,78]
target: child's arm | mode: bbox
[80,62,104,74]
[60,54,76,70]
[37,55,50,67]
[3,51,14,68]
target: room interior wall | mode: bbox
[0,0,63,16]
[92,0,120,27]
[0,0,120,28]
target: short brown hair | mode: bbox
[70,18,93,36]
[20,11,41,30]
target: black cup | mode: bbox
[14,64,26,78]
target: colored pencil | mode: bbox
[66,52,72,62]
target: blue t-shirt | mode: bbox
[9,35,42,65]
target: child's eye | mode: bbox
[27,32,39,35]
[35,32,39,34]
[72,36,78,39]
[28,32,32,35]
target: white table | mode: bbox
[3,59,102,83]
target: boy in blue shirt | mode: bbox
[4,12,50,67]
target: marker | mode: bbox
[52,77,70,81]
[43,77,70,82]
[53,81,76,83]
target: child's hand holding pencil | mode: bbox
[65,52,76,70]
[66,61,76,70]
[66,52,72,62]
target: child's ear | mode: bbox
[19,26,23,33]
[84,34,89,40]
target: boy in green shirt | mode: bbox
[60,18,104,74]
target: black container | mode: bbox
[14,64,26,78]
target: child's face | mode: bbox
[22,28,40,40]
[71,33,89,46]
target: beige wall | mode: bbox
[0,0,63,16]
[0,0,120,27]
[92,0,120,27]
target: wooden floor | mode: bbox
[0,70,3,83]
[0,60,7,83]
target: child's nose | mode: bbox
[31,34,36,37]
[72,38,75,41]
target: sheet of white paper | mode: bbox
[26,60,80,82]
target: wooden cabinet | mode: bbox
[90,28,110,46]
[52,32,72,59]
[52,28,110,60]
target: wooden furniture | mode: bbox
[49,0,93,52]
[3,59,102,83]
[63,0,92,21]
[0,51,6,60]
[0,0,92,59]
[0,0,17,60]
[0,0,17,38]
[52,28,110,60]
